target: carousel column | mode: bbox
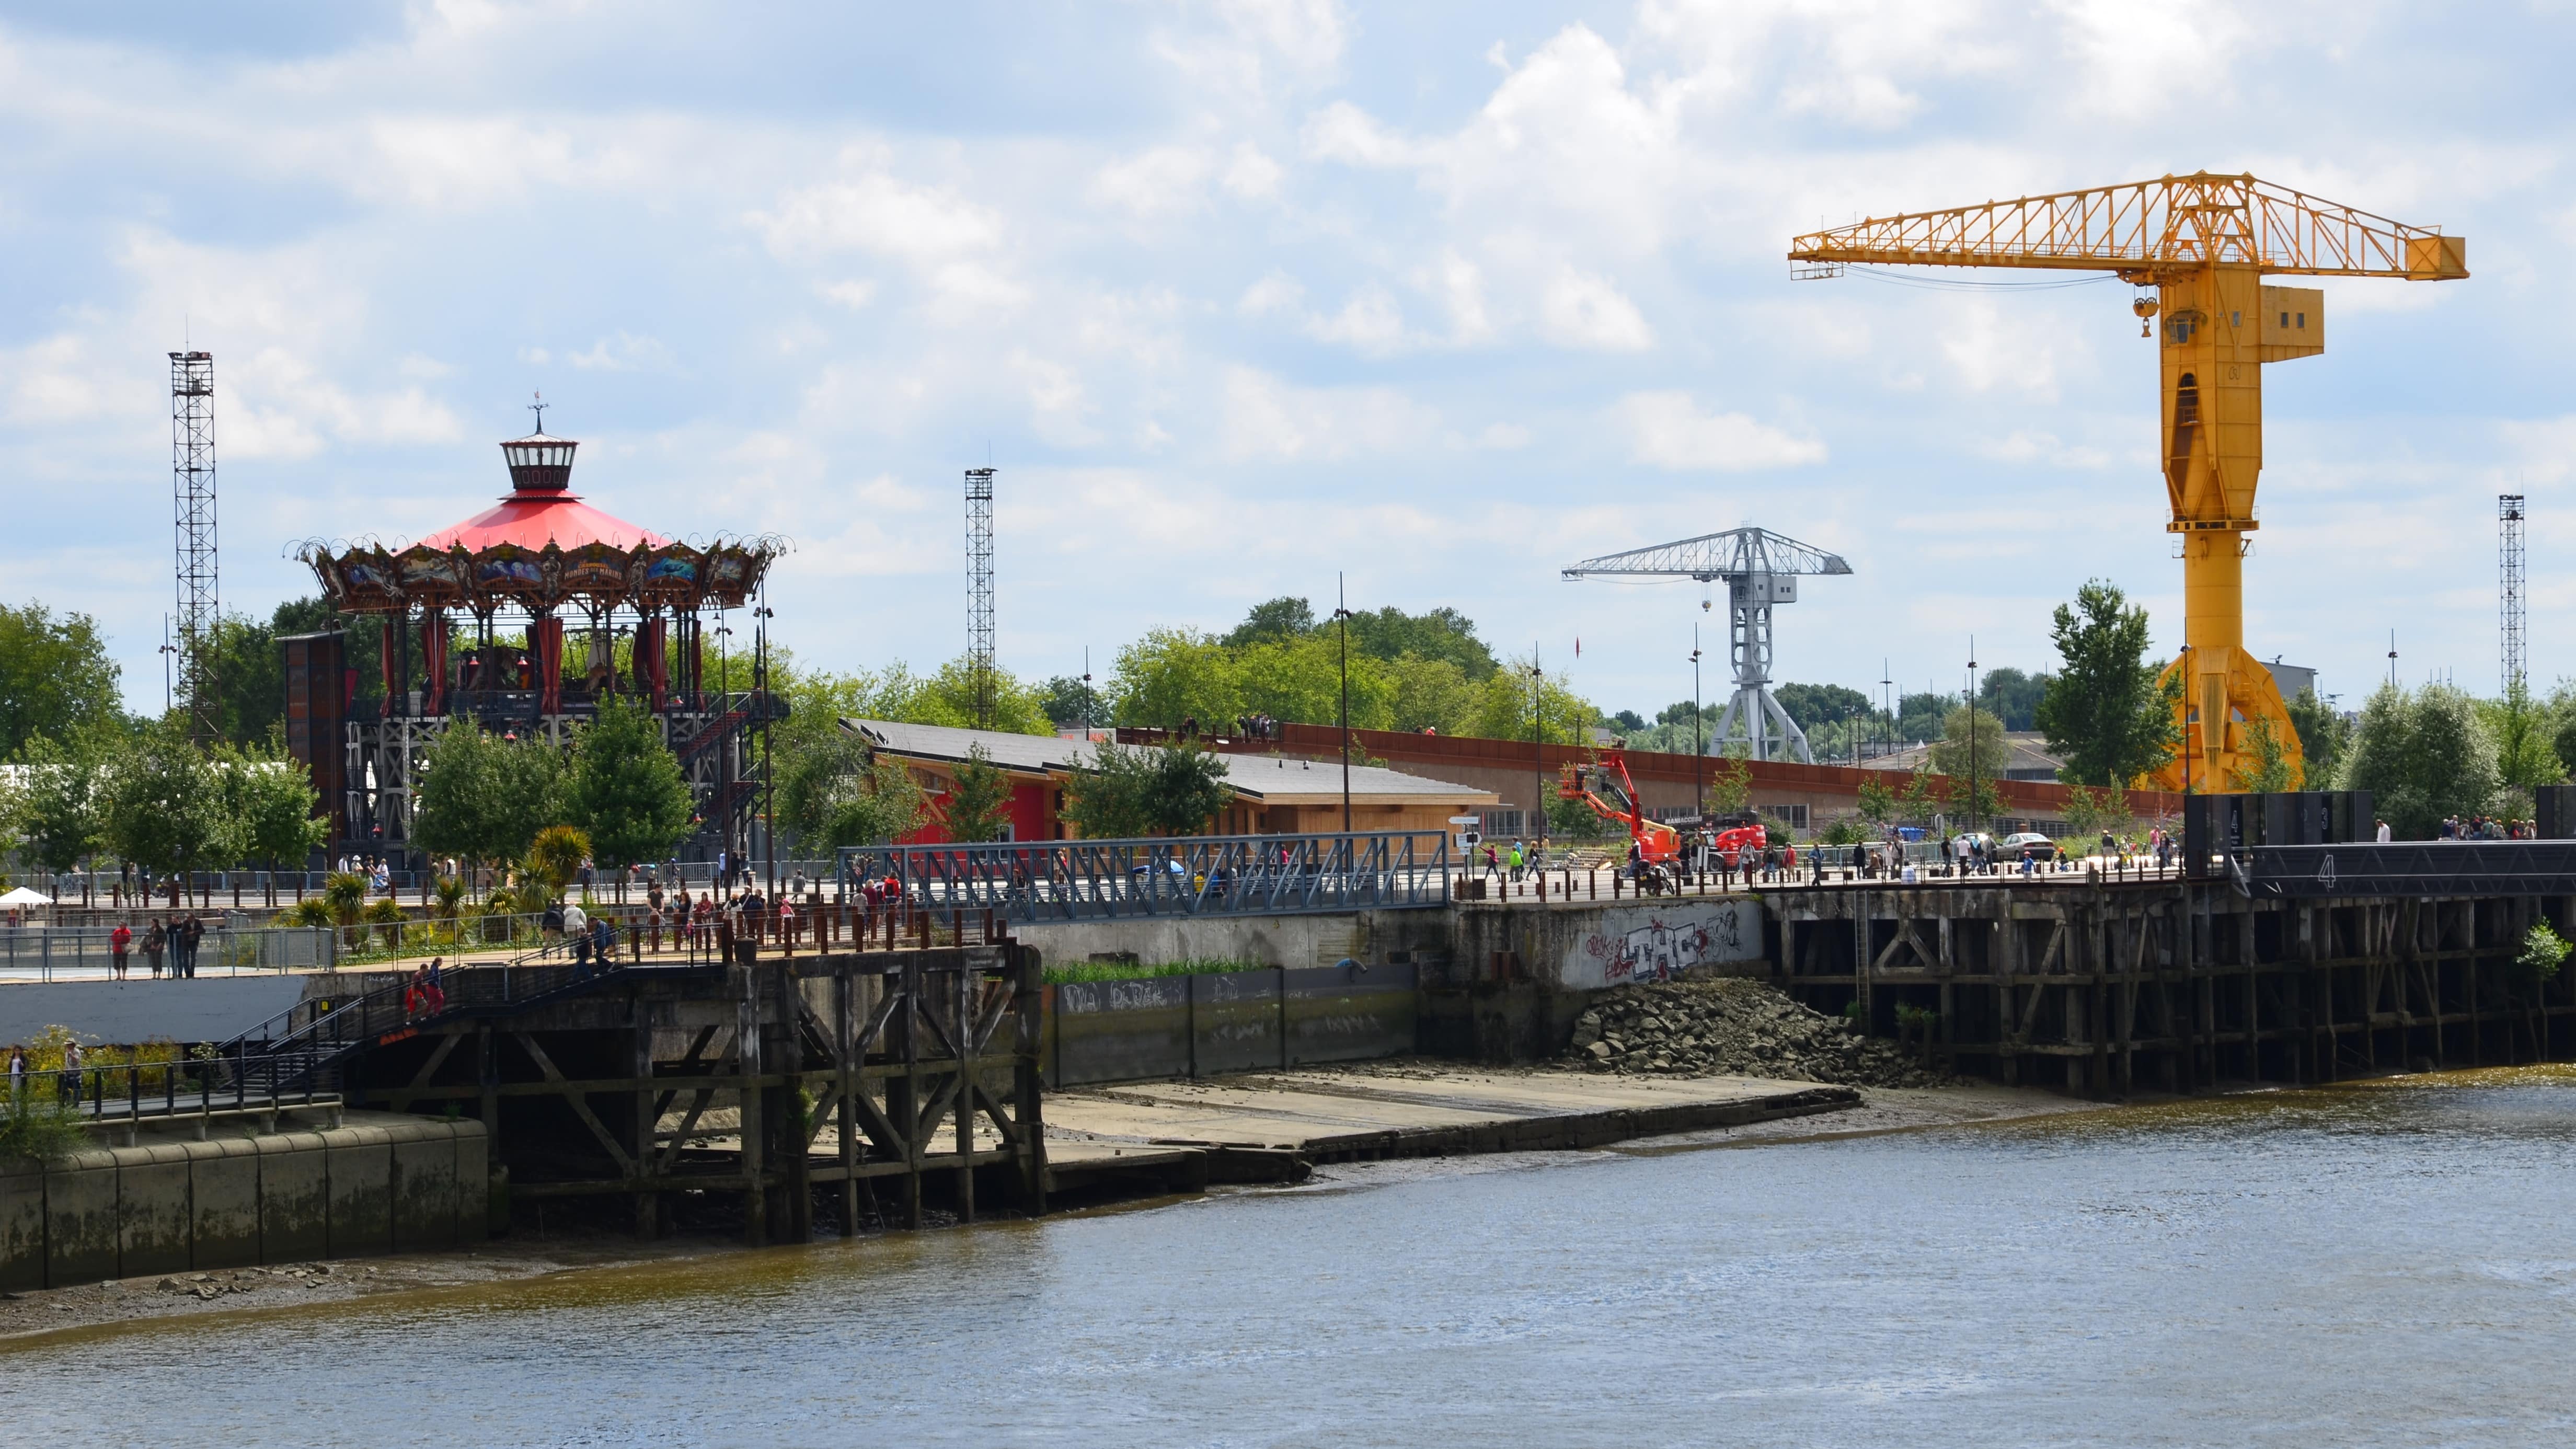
[534,614,566,718]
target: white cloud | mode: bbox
[1540,270,1654,352]
[1220,142,1284,201]
[569,331,677,373]
[1237,272,1306,317]
[1616,391,1826,471]
[1977,430,2111,468]
[1011,350,1101,446]
[1304,289,1413,355]
[821,280,878,309]
[1938,300,2067,399]
[1091,145,1215,216]
[1219,366,1440,461]
[750,162,1005,267]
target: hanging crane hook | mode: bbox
[2132,292,2160,338]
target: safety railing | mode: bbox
[6,1052,335,1129]
[0,925,339,983]
[840,830,1453,922]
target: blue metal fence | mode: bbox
[838,830,1452,922]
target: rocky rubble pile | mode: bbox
[1562,979,1948,1088]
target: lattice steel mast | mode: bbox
[170,350,219,739]
[964,467,996,729]
[1563,527,1852,764]
[2502,493,2527,693]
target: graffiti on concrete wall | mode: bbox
[1569,901,1761,990]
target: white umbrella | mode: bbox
[0,886,56,906]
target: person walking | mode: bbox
[2375,818,2392,844]
[59,1039,81,1105]
[110,921,132,982]
[179,915,204,978]
[143,919,166,979]
[8,1046,25,1097]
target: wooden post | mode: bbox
[633,1009,659,1240]
[835,962,858,1236]
[954,957,976,1224]
[1013,941,1049,1213]
[735,961,766,1246]
[895,954,924,1229]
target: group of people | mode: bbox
[104,915,207,981]
[2440,815,2536,840]
[402,958,448,1016]
[6,1041,84,1101]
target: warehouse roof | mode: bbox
[843,719,1493,803]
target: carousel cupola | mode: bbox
[501,394,577,492]
[501,432,577,493]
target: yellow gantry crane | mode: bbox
[1788,171,2466,790]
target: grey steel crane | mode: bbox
[1562,527,1852,764]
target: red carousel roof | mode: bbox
[418,493,672,553]
[416,432,671,553]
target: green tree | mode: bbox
[2480,678,2563,791]
[1707,752,1753,817]
[0,601,123,757]
[1343,605,1499,680]
[2060,784,2132,842]
[1039,674,1095,728]
[939,744,1016,843]
[2229,712,2301,792]
[1223,596,1317,648]
[1775,683,1873,730]
[1144,743,1236,835]
[412,721,566,875]
[1385,655,1476,734]
[1928,703,2006,784]
[2034,580,2179,787]
[1111,628,1241,729]
[566,699,695,871]
[827,755,930,847]
[2339,683,2499,838]
[8,731,118,874]
[1975,667,2053,731]
[1465,656,1599,745]
[218,735,330,878]
[1062,741,1157,840]
[1894,691,1953,743]
[1856,776,1898,827]
[104,719,244,885]
[2285,687,2351,784]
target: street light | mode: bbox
[1690,626,1704,817]
[754,586,775,895]
[1966,637,1980,834]
[1530,654,1545,851]
[1336,574,1353,833]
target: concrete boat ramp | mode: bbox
[1042,1065,1857,1198]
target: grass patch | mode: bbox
[1043,957,1272,985]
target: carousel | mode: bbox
[290,419,788,866]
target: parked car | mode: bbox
[1999,831,2058,862]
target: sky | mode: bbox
[1,0,2569,723]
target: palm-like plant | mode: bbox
[524,825,591,903]
[363,897,408,952]
[322,871,369,948]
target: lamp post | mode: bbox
[1966,638,1980,834]
[754,586,775,895]
[1336,574,1352,833]
[1690,627,1704,816]
[1530,653,1545,851]
[1080,646,1092,738]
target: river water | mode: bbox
[8,1070,2576,1446]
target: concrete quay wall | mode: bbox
[0,1113,488,1292]
[1014,895,1774,1080]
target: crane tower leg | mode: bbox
[2145,259,2305,792]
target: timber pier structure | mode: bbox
[234,933,1046,1243]
[1769,876,2576,1096]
